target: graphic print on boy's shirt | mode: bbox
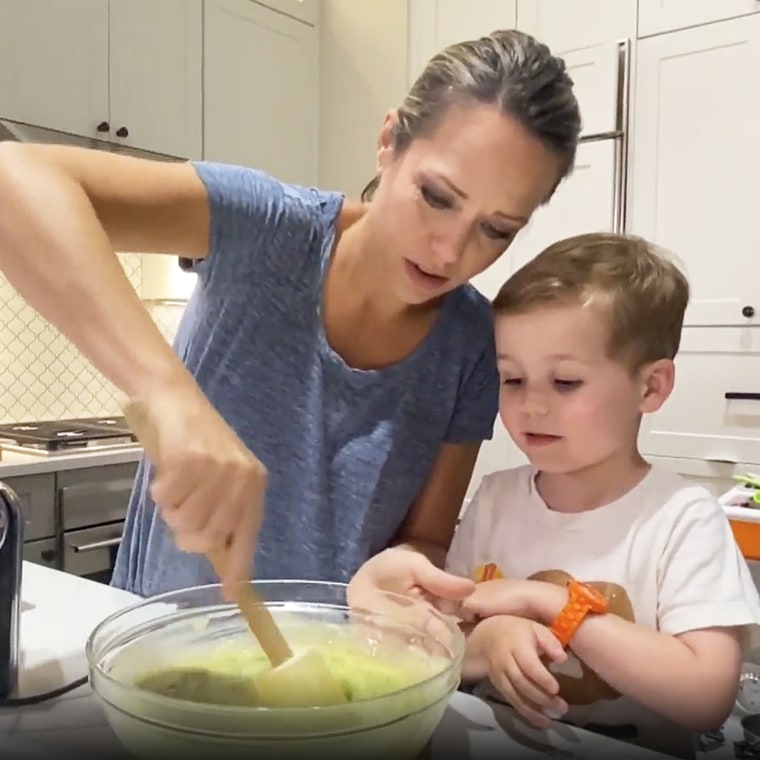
[471,562,636,707]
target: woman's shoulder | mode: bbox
[190,160,344,234]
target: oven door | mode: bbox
[62,521,123,585]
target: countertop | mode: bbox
[0,446,143,477]
[0,563,688,759]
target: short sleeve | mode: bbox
[656,492,760,645]
[181,161,332,287]
[443,332,499,444]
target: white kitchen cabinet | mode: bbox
[637,0,760,38]
[0,0,109,140]
[0,0,202,159]
[516,0,636,53]
[254,0,318,26]
[407,0,517,85]
[639,327,760,465]
[628,15,760,328]
[472,139,618,300]
[108,0,203,159]
[203,0,318,186]
[645,454,758,498]
[558,41,625,138]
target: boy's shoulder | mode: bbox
[638,466,721,518]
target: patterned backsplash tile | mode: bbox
[0,253,186,423]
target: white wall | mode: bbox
[317,0,410,195]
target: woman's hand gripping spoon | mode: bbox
[120,397,348,707]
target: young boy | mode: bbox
[446,232,760,758]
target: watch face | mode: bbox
[737,666,760,713]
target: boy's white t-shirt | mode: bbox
[446,465,760,758]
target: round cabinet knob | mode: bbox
[96,121,110,133]
[742,305,755,318]
[115,126,129,138]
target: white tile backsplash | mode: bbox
[0,254,185,422]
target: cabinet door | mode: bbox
[253,0,318,26]
[203,0,318,186]
[0,0,108,137]
[639,327,760,464]
[628,15,760,327]
[638,0,760,38]
[559,41,622,137]
[517,0,636,53]
[408,0,517,85]
[109,0,203,159]
[2,473,55,542]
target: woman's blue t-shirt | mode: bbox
[111,162,499,597]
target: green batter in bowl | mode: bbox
[86,580,465,758]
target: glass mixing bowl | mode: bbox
[86,580,465,758]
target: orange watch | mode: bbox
[549,580,608,648]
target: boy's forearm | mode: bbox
[460,620,489,682]
[528,582,739,730]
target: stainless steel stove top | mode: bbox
[0,416,139,456]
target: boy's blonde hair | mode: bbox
[492,232,690,370]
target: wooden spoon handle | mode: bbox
[120,397,293,667]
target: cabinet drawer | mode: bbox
[57,463,138,531]
[23,537,57,570]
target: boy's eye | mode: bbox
[420,185,452,210]
[554,379,582,390]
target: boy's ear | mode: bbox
[638,359,676,414]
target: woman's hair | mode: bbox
[362,29,581,201]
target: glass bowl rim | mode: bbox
[85,578,466,717]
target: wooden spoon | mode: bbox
[121,398,347,707]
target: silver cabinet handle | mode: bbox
[68,537,121,553]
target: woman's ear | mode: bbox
[376,109,398,171]
[638,358,676,414]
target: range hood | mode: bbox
[0,117,183,162]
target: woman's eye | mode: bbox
[482,223,513,242]
[420,185,452,210]
[502,378,522,386]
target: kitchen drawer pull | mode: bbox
[68,536,121,553]
[725,392,760,401]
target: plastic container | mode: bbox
[86,580,464,758]
[720,485,760,560]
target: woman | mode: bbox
[0,30,580,599]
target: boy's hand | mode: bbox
[472,615,568,729]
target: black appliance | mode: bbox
[0,482,23,699]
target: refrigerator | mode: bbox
[467,39,632,499]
